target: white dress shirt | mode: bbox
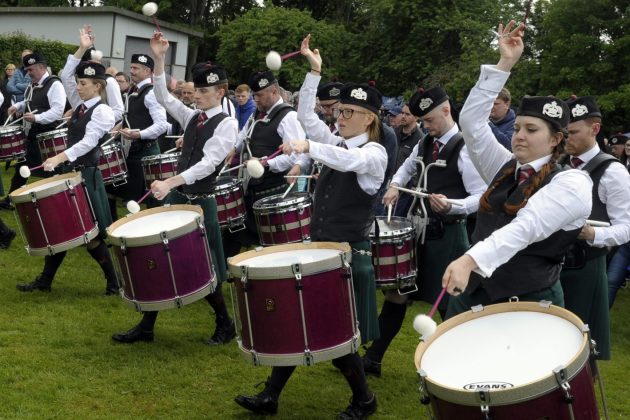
[14,72,66,124]
[390,123,486,216]
[62,96,115,163]
[572,144,630,247]
[153,73,238,185]
[459,64,593,278]
[130,78,168,140]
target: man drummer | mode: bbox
[107,53,168,219]
[559,96,630,360]
[111,32,238,345]
[1,52,66,209]
[223,70,307,256]
[362,87,486,377]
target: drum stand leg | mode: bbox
[417,369,435,420]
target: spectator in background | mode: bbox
[105,66,118,76]
[488,87,515,150]
[609,133,627,160]
[1,63,15,122]
[234,84,256,130]
[386,106,403,129]
[180,82,195,107]
[115,71,130,95]
[7,49,32,103]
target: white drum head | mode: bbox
[111,210,198,238]
[19,178,69,194]
[239,248,342,268]
[421,311,583,390]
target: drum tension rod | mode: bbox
[160,231,170,252]
[477,390,491,420]
[120,237,128,256]
[292,264,303,290]
[239,266,249,291]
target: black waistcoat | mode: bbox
[310,143,377,243]
[177,112,227,194]
[26,76,61,137]
[67,102,108,167]
[247,104,293,190]
[469,159,581,300]
[126,84,155,134]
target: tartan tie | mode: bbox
[570,157,584,168]
[517,165,535,185]
[196,112,208,128]
[256,112,267,121]
[432,140,440,162]
[78,104,87,118]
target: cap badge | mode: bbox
[258,78,269,88]
[84,67,95,76]
[350,88,367,101]
[419,98,433,111]
[542,101,563,119]
[571,104,588,117]
[207,73,219,84]
[138,56,148,63]
[329,87,340,97]
[28,58,36,65]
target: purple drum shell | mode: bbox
[142,154,180,189]
[253,193,312,245]
[98,145,127,183]
[0,127,26,160]
[371,236,415,287]
[213,178,246,227]
[37,132,67,160]
[234,268,355,356]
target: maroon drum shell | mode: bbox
[37,129,67,160]
[141,153,180,189]
[0,126,26,161]
[98,143,127,184]
[253,192,311,245]
[213,177,246,228]
[370,217,416,288]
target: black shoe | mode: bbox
[0,229,16,249]
[207,317,236,345]
[0,200,14,211]
[104,287,119,296]
[362,356,381,378]
[234,392,278,415]
[338,393,377,419]
[16,275,52,292]
[111,325,154,343]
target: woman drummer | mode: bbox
[16,61,118,294]
[442,21,593,317]
[234,34,386,419]
[110,32,238,345]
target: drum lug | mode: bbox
[303,350,313,366]
[250,350,260,366]
[417,369,431,404]
[196,217,206,237]
[538,300,552,309]
[292,264,303,290]
[508,296,519,303]
[82,232,90,245]
[477,390,491,420]
[30,192,39,207]
[66,180,76,196]
[471,304,484,313]
[240,266,249,291]
[160,231,170,252]
[120,237,128,256]
[553,366,576,404]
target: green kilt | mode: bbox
[79,167,112,238]
[413,223,470,312]
[560,255,610,360]
[164,191,227,284]
[350,240,379,343]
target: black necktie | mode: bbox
[78,104,87,118]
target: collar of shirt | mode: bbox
[342,132,369,149]
[198,105,223,120]
[515,154,552,177]
[434,123,459,147]
[573,144,600,166]
[83,96,100,109]
[266,97,284,115]
[136,78,152,89]
[34,72,51,87]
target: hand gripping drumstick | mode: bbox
[413,288,448,340]
[392,185,463,207]
[126,190,153,214]
[221,146,283,175]
[19,164,44,178]
[3,109,39,127]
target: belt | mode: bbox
[444,218,466,225]
[173,188,212,201]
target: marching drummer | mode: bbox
[16,57,118,295]
[442,21,592,317]
[2,51,66,210]
[223,70,308,257]
[111,32,238,345]
[362,88,486,377]
[235,34,384,419]
[107,51,168,219]
[558,95,630,360]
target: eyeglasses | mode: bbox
[334,107,369,119]
[320,101,339,110]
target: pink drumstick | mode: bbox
[281,50,301,60]
[152,15,162,33]
[428,288,447,318]
[137,190,152,205]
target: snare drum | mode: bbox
[369,217,417,290]
[0,126,26,161]
[36,128,68,161]
[253,192,312,245]
[212,177,246,232]
[9,172,99,256]
[141,152,181,189]
[106,205,216,311]
[414,301,600,419]
[228,242,360,366]
[98,141,128,186]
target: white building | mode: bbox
[0,6,202,80]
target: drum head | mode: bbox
[10,172,82,202]
[370,216,414,238]
[240,248,342,267]
[420,310,584,390]
[36,128,67,139]
[0,126,22,135]
[214,176,240,191]
[253,192,310,209]
[110,208,199,238]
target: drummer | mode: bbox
[111,32,238,345]
[442,21,592,317]
[16,59,118,295]
[2,51,66,209]
[107,52,168,219]
[235,34,384,419]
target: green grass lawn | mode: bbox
[0,170,628,419]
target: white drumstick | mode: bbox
[4,109,38,127]
[222,163,245,173]
[284,175,313,179]
[387,203,392,223]
[55,116,71,129]
[586,220,611,227]
[280,182,295,199]
[393,185,463,207]
[163,147,178,154]
[100,135,118,148]
[110,128,140,134]
[165,135,182,139]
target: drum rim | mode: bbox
[414,301,590,406]
[100,142,122,152]
[0,125,23,134]
[370,216,415,239]
[140,152,182,163]
[35,128,68,138]
[213,176,242,191]
[10,172,83,202]
[106,204,203,247]
[227,241,351,279]
[253,192,311,209]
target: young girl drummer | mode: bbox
[234,34,386,419]
[442,21,593,316]
[16,60,118,294]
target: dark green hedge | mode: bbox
[0,31,76,74]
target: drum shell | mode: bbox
[0,126,26,161]
[253,192,312,245]
[212,177,246,228]
[98,142,127,185]
[106,205,216,311]
[414,301,600,420]
[370,216,416,289]
[9,173,98,255]
[141,152,180,189]
[36,128,68,160]
[228,242,360,366]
